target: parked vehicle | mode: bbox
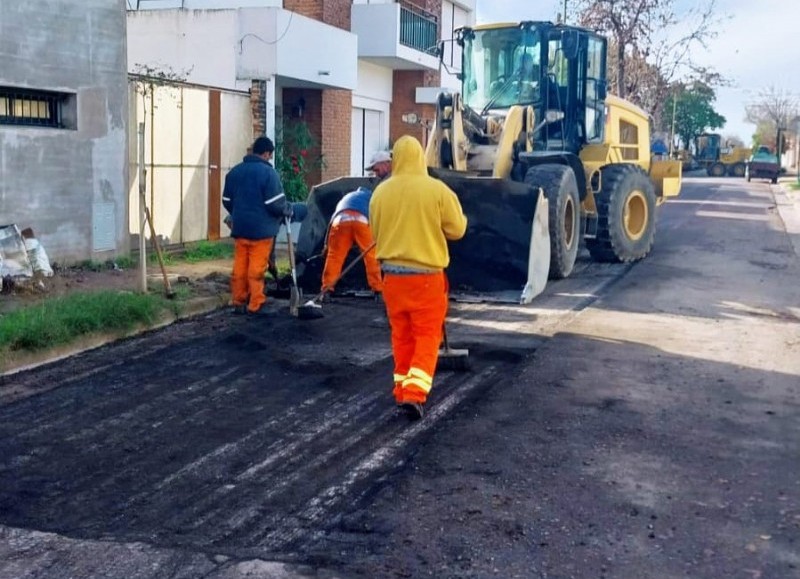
[745,149,780,184]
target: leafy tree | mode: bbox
[664,82,725,149]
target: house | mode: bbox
[0,0,129,264]
[126,0,475,245]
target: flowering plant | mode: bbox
[274,119,325,201]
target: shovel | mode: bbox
[284,216,302,317]
[297,241,376,320]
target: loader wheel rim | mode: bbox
[623,190,649,241]
[563,197,576,248]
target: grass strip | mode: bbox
[0,290,165,353]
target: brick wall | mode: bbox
[320,89,352,181]
[250,79,267,140]
[390,69,441,147]
[284,0,350,30]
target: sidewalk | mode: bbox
[776,175,800,257]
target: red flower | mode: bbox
[293,166,300,174]
[300,149,308,157]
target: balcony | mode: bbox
[352,1,440,71]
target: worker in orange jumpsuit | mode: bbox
[369,135,467,420]
[320,185,383,297]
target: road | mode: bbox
[1,177,798,579]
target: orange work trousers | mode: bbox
[383,271,447,405]
[231,237,274,313]
[321,215,383,293]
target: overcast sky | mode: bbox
[475,0,800,142]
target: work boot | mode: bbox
[399,402,424,421]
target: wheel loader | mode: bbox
[295,21,682,303]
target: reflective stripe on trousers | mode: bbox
[383,271,447,404]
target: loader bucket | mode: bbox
[650,158,682,201]
[429,169,549,302]
[296,170,551,303]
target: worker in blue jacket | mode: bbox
[223,136,305,315]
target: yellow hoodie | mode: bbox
[369,135,467,271]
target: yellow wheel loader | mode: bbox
[295,21,682,303]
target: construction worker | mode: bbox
[320,185,383,297]
[365,150,392,182]
[223,136,305,316]
[369,135,467,420]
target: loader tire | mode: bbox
[729,162,746,177]
[524,164,580,279]
[586,164,656,263]
[708,162,726,177]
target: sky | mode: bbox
[474,0,800,143]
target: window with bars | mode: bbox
[0,87,71,128]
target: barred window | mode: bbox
[0,87,71,128]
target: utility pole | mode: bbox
[563,0,568,24]
[669,90,678,157]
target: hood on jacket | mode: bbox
[391,135,427,177]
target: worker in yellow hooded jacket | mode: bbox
[369,135,467,420]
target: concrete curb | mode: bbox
[775,179,800,259]
[0,295,227,378]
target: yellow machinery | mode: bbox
[295,21,682,303]
[693,133,751,177]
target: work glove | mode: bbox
[291,202,308,223]
[223,214,232,229]
[282,203,294,219]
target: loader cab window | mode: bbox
[460,26,543,111]
[583,36,606,142]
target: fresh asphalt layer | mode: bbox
[0,177,798,578]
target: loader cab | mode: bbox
[458,22,608,154]
[694,133,721,162]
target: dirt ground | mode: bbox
[0,257,234,314]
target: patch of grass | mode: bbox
[183,240,234,263]
[147,251,176,266]
[0,290,166,353]
[114,255,138,269]
[789,181,800,191]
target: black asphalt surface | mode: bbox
[1,177,798,579]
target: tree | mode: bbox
[571,0,724,124]
[664,81,725,149]
[745,85,799,151]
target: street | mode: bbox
[1,177,798,579]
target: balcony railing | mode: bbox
[399,2,438,55]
